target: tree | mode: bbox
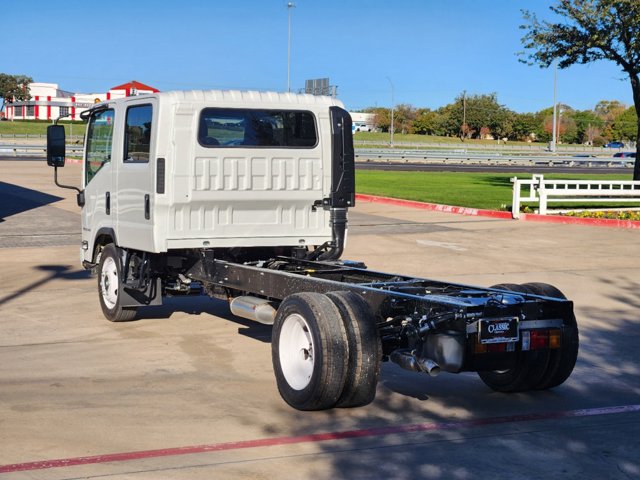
[412,109,440,135]
[393,104,417,134]
[441,92,514,140]
[0,73,33,111]
[521,0,640,179]
[610,106,638,142]
[571,110,605,144]
[511,112,539,141]
[365,107,391,132]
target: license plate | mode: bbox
[479,317,519,344]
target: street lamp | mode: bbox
[551,62,558,152]
[386,76,394,146]
[287,2,296,93]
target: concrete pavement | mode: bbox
[0,160,638,479]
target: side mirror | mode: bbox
[47,125,66,167]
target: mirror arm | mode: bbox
[53,166,85,207]
[53,166,81,194]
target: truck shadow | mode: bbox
[137,296,272,343]
[0,182,64,222]
[0,265,91,308]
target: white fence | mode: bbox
[511,175,640,218]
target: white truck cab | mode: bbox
[74,90,354,264]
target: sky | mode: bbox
[2,0,634,113]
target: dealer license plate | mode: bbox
[479,317,519,344]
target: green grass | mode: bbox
[0,120,86,137]
[356,170,637,211]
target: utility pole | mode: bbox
[551,62,558,152]
[386,77,395,146]
[287,2,296,93]
[461,90,467,140]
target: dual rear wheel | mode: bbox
[478,283,579,393]
[271,291,381,411]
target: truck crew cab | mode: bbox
[47,90,578,411]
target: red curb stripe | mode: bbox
[356,194,512,219]
[1,404,638,473]
[520,212,640,229]
[356,194,640,228]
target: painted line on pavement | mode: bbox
[1,404,639,474]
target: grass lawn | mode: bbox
[0,120,86,137]
[356,170,637,211]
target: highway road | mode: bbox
[356,161,634,175]
[2,154,634,176]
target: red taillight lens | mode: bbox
[530,330,549,350]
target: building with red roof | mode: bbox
[4,80,160,121]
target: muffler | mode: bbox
[230,296,277,325]
[390,349,441,377]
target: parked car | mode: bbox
[604,141,625,148]
[353,122,373,132]
[613,151,636,158]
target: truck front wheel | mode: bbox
[97,244,137,322]
[271,293,348,410]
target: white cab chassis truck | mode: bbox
[47,90,579,410]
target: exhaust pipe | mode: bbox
[317,208,348,261]
[230,296,277,325]
[390,349,441,377]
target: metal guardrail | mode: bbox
[0,144,84,156]
[511,174,640,218]
[1,144,635,170]
[0,134,85,141]
[354,140,635,153]
[355,148,635,168]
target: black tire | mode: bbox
[520,283,579,390]
[478,283,550,393]
[271,293,349,411]
[326,291,381,408]
[97,244,138,322]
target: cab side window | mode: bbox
[85,108,115,184]
[124,104,153,163]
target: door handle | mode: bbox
[144,194,150,220]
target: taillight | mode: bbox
[549,328,562,349]
[530,330,549,350]
[522,328,562,351]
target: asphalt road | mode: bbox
[1,154,633,176]
[356,161,634,175]
[0,161,639,479]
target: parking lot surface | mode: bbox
[1,160,639,479]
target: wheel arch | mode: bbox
[91,227,118,264]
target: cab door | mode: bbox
[81,107,116,261]
[114,100,156,251]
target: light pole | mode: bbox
[551,62,558,152]
[386,77,394,146]
[287,2,296,93]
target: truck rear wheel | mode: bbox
[271,293,348,410]
[98,244,137,322]
[327,291,381,408]
[520,283,579,390]
[478,283,550,392]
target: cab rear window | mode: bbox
[198,108,317,148]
